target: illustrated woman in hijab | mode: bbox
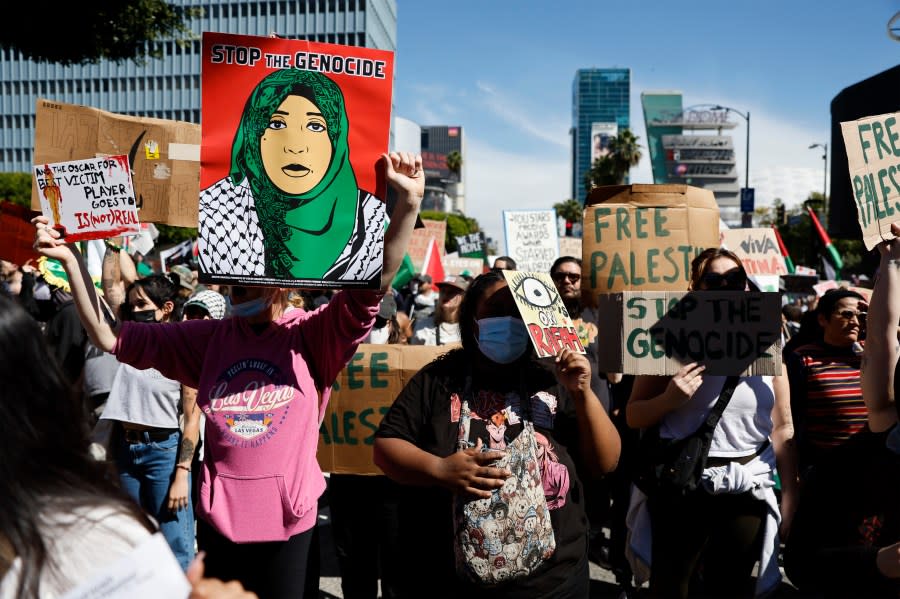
[199,69,385,283]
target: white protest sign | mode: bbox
[33,156,140,242]
[720,228,788,277]
[840,111,900,250]
[60,533,190,599]
[503,209,559,272]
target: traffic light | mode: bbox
[776,204,785,225]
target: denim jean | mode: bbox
[115,429,195,570]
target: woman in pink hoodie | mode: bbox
[33,152,424,599]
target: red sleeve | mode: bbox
[112,319,220,388]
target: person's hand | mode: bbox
[167,469,190,512]
[878,222,900,260]
[31,215,74,264]
[435,438,510,499]
[186,552,259,599]
[20,259,35,274]
[555,348,592,396]
[876,541,900,579]
[665,362,705,406]
[383,151,424,201]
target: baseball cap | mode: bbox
[169,264,195,292]
[436,275,470,293]
[378,294,398,319]
[184,290,227,320]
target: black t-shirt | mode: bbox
[375,352,589,598]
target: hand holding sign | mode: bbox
[554,348,592,395]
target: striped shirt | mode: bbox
[786,341,867,470]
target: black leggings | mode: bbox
[197,517,314,599]
[648,489,766,599]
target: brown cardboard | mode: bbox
[840,112,900,250]
[582,184,721,305]
[720,228,788,277]
[317,343,455,474]
[442,256,484,276]
[406,219,447,270]
[558,236,583,260]
[32,99,201,227]
[596,291,782,376]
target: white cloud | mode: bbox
[474,81,569,149]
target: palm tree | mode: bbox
[553,199,583,225]
[607,129,642,184]
[446,151,462,181]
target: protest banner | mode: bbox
[158,239,194,272]
[840,111,900,250]
[596,290,782,376]
[318,344,453,474]
[407,219,447,270]
[443,255,483,276]
[558,236,583,260]
[32,99,200,227]
[33,156,141,242]
[583,185,720,305]
[455,231,487,261]
[199,32,394,289]
[720,228,788,277]
[0,201,40,265]
[794,265,817,276]
[813,279,839,297]
[502,271,585,359]
[503,209,559,272]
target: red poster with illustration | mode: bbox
[199,32,394,289]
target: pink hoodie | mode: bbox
[113,290,379,542]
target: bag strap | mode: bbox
[700,375,741,433]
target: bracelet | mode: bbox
[176,464,191,472]
[105,240,122,252]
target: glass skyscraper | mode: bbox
[0,0,397,172]
[571,68,630,202]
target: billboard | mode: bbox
[591,122,618,163]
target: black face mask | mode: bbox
[131,309,159,323]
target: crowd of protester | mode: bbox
[4,206,900,599]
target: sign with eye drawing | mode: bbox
[502,270,586,358]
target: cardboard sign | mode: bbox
[501,270,585,359]
[442,255,483,276]
[198,32,394,289]
[455,232,487,260]
[582,185,721,304]
[33,156,140,242]
[812,279,839,297]
[595,291,782,376]
[558,236,583,261]
[840,111,900,250]
[0,201,40,265]
[318,344,453,474]
[720,228,788,277]
[503,209,559,272]
[407,219,447,270]
[32,99,201,227]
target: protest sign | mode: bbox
[558,236,583,260]
[407,219,447,270]
[0,201,40,265]
[158,239,194,272]
[318,344,453,474]
[794,265,817,276]
[443,255,484,276]
[595,290,782,376]
[720,228,788,277]
[33,156,140,242]
[455,231,487,261]
[199,32,394,289]
[503,209,559,272]
[32,99,200,227]
[502,270,585,359]
[813,279,839,297]
[583,185,720,304]
[840,111,900,250]
[59,533,189,599]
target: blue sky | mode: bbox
[390,0,900,245]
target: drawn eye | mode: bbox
[307,121,326,132]
[513,276,559,308]
[267,119,286,130]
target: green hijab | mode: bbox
[229,69,359,279]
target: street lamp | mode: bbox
[711,105,750,225]
[809,142,828,224]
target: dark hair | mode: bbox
[782,304,803,322]
[815,288,865,319]
[493,256,517,270]
[689,247,744,290]
[550,256,581,275]
[458,270,507,358]
[0,296,154,596]
[122,273,181,322]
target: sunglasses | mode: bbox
[700,270,747,290]
[551,272,581,283]
[834,309,866,323]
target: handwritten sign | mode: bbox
[443,255,484,276]
[503,209,559,272]
[558,236,582,260]
[33,156,140,242]
[721,228,788,277]
[455,232,486,260]
[318,344,453,474]
[595,290,782,375]
[407,219,447,270]
[583,185,721,304]
[840,111,900,250]
[502,270,585,359]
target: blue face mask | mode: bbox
[475,316,531,364]
[230,294,274,318]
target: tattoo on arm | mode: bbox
[178,439,195,464]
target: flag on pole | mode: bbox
[392,253,416,289]
[421,236,446,284]
[771,225,795,274]
[807,207,843,272]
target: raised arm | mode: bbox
[862,222,900,433]
[380,152,424,293]
[32,216,118,351]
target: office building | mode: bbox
[642,91,742,226]
[420,125,466,214]
[0,0,397,172]
[571,68,630,202]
